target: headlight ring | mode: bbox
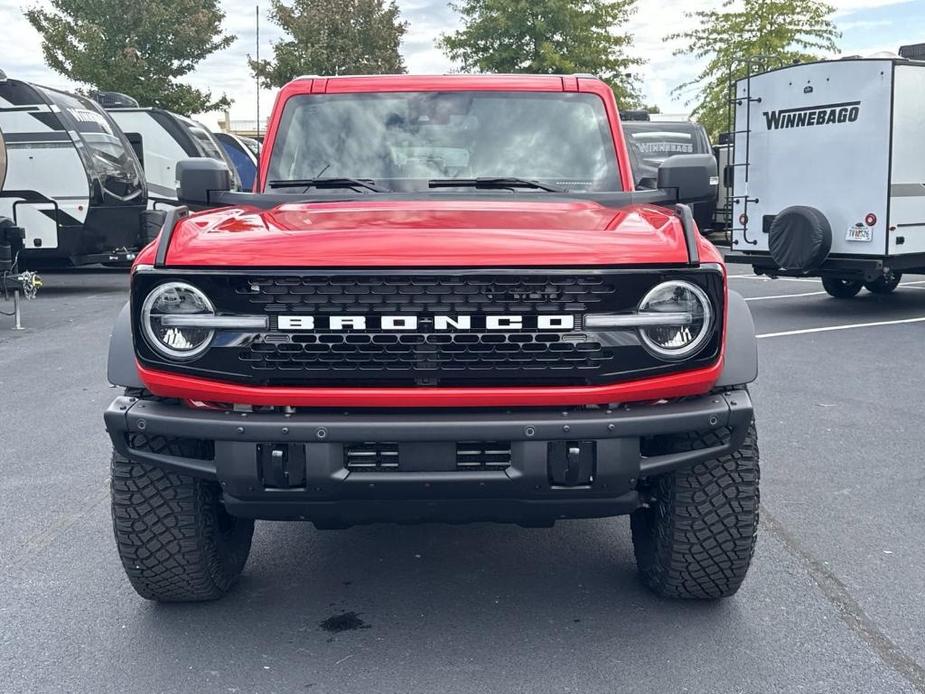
[140,281,215,360]
[636,280,713,360]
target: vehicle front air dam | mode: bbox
[105,389,753,526]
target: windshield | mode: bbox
[267,92,621,192]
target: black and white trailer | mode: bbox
[0,76,148,267]
[725,56,925,297]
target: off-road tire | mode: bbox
[822,277,863,299]
[631,421,760,600]
[110,451,254,602]
[864,271,901,295]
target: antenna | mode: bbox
[256,3,260,140]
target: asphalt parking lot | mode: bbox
[2,261,925,694]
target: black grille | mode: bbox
[132,269,725,388]
[236,274,614,385]
[456,441,512,470]
[344,442,399,471]
[238,275,614,314]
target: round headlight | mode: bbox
[637,280,713,360]
[141,281,214,360]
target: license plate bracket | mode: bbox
[846,225,873,242]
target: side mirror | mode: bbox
[176,158,232,207]
[656,153,717,203]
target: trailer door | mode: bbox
[888,64,925,255]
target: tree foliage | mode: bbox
[25,0,235,114]
[251,0,407,87]
[669,0,840,138]
[439,0,643,106]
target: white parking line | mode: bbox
[745,290,827,302]
[746,281,925,302]
[757,316,925,339]
[728,274,821,283]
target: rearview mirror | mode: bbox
[656,154,717,203]
[176,158,232,207]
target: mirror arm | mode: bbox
[153,205,190,269]
[675,203,700,267]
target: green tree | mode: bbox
[670,0,839,138]
[25,0,235,114]
[251,0,407,87]
[438,0,642,106]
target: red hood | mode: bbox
[157,199,719,267]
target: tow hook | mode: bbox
[547,441,596,487]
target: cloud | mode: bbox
[0,0,920,126]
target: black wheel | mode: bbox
[822,277,863,299]
[864,271,901,295]
[631,421,760,599]
[110,451,254,602]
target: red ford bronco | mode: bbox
[104,75,759,602]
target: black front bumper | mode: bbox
[104,390,753,526]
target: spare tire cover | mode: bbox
[768,205,832,272]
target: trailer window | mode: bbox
[42,88,144,203]
[267,91,622,192]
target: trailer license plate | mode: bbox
[846,226,872,242]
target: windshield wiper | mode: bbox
[268,177,385,193]
[428,177,564,193]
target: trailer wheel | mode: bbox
[631,421,760,600]
[822,278,863,299]
[864,271,901,295]
[110,451,254,602]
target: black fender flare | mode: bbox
[716,290,758,387]
[107,302,143,388]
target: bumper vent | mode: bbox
[456,441,512,470]
[344,442,399,471]
[126,433,214,461]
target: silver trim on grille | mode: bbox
[584,312,692,329]
[160,315,269,329]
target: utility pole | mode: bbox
[255,3,260,140]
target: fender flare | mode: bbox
[716,290,758,387]
[107,302,143,388]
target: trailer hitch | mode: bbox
[1,271,43,330]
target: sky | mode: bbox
[2,0,924,128]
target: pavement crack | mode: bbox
[761,504,925,693]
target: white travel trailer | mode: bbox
[105,106,241,203]
[0,76,148,267]
[725,56,925,297]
